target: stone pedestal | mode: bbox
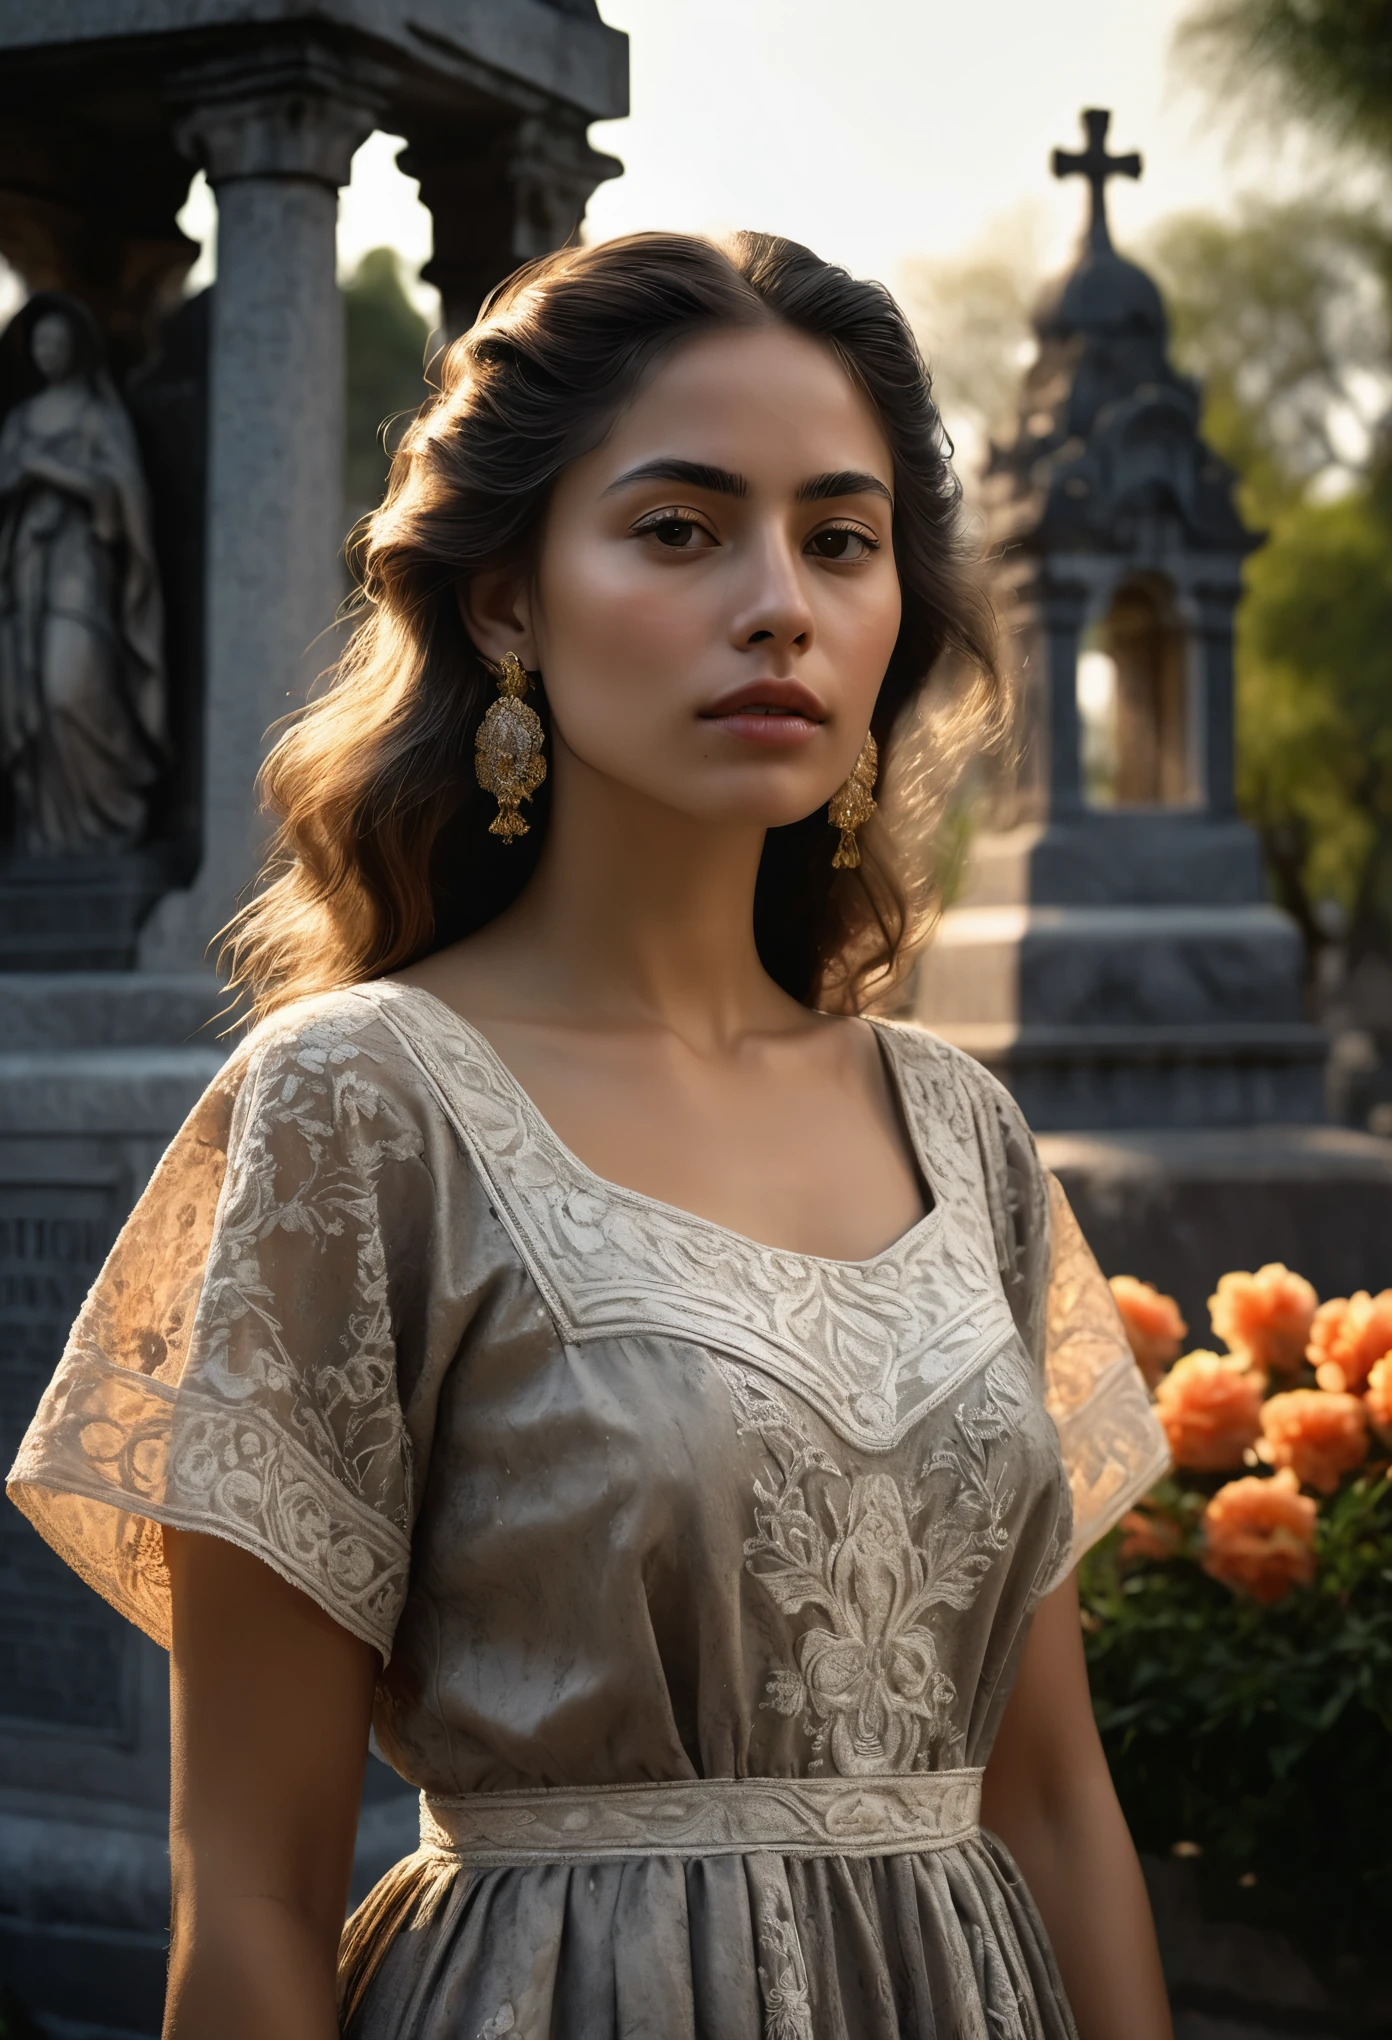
[918,819,1328,1131]
[0,976,222,2036]
[1042,1124,1392,1339]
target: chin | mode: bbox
[685,768,839,831]
[696,795,831,831]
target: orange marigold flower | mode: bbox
[1201,1469,1317,1604]
[1119,1505,1183,1563]
[1208,1263,1317,1377]
[1366,1355,1392,1435]
[1110,1276,1188,1386]
[1258,1388,1367,1494]
[1154,1351,1264,1471]
[1307,1290,1392,1392]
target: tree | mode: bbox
[1176,0,1392,164]
[1147,204,1392,990]
[1234,471,1392,959]
[343,246,434,522]
[898,212,1046,487]
[1150,203,1391,524]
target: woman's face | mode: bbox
[31,313,76,384]
[500,324,902,831]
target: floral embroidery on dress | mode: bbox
[756,1914,814,2040]
[196,1030,418,1520]
[718,1357,1030,1775]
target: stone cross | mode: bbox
[1051,107,1141,252]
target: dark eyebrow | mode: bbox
[603,458,748,498]
[796,469,893,506]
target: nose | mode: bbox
[729,524,814,657]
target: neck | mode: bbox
[485,737,789,1045]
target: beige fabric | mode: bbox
[419,1770,984,1863]
[1043,1176,1170,1564]
[8,981,1168,2040]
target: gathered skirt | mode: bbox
[339,1830,1078,2040]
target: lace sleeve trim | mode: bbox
[1042,1174,1170,1572]
[6,989,426,1665]
[8,1356,410,1660]
[1055,1358,1169,1569]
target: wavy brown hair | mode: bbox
[224,230,1005,1020]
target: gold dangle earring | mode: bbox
[828,732,879,869]
[475,651,548,841]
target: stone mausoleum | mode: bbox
[0,5,625,2032]
[915,110,1392,1333]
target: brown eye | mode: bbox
[654,518,698,547]
[808,527,876,561]
[639,513,715,549]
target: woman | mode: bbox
[10,233,1172,2040]
[0,291,165,853]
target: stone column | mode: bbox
[139,52,380,973]
[1195,582,1239,820]
[1042,580,1087,820]
[405,109,620,339]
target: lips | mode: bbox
[699,678,826,724]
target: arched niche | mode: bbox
[1075,571,1199,808]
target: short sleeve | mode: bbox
[957,1048,1169,1566]
[1041,1173,1170,1563]
[7,993,443,1664]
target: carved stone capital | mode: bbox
[170,44,386,190]
[403,108,621,336]
[507,113,623,264]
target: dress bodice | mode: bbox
[8,981,1165,1804]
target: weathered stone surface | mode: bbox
[0,1,629,125]
[920,900,1327,1127]
[0,972,225,1048]
[1042,1125,1392,1334]
[139,59,374,968]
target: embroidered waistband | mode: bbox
[419,1769,983,1864]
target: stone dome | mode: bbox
[1036,245,1168,343]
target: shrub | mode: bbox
[1086,1268,1392,1986]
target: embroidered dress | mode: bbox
[8,982,1167,2040]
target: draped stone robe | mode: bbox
[0,375,164,853]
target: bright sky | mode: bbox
[580,0,1273,278]
[386,1,1300,300]
[167,0,1302,325]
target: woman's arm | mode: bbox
[163,1528,379,2040]
[981,1570,1173,2040]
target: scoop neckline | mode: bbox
[380,980,944,1273]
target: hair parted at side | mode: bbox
[224,230,1006,1021]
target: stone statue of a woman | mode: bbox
[0,292,166,855]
